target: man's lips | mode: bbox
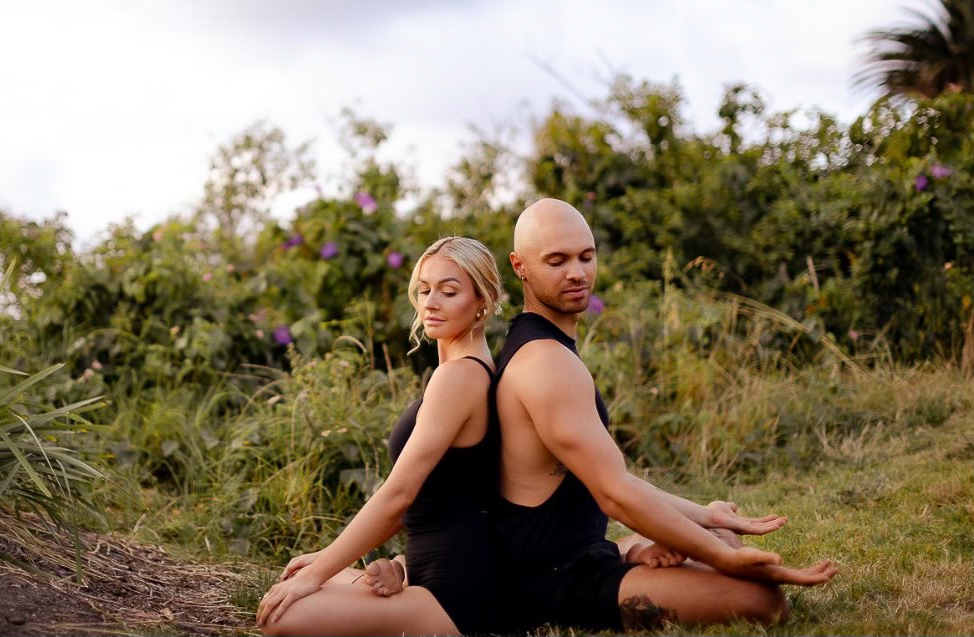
[563,287,589,296]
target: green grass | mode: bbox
[593,372,974,636]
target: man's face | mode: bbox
[520,222,597,316]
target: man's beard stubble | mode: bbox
[532,285,591,316]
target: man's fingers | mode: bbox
[766,561,839,586]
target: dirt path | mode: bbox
[0,513,259,636]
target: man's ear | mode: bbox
[509,252,525,279]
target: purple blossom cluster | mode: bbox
[386,251,404,269]
[587,293,605,315]
[320,241,339,260]
[283,234,304,249]
[273,325,293,345]
[354,191,378,214]
[915,164,952,192]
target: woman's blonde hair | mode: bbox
[407,237,502,353]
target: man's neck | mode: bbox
[522,301,579,340]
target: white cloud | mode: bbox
[0,0,925,245]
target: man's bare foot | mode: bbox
[625,542,687,568]
[362,558,405,596]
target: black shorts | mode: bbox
[501,541,641,633]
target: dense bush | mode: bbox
[3,76,974,558]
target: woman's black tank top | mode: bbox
[487,312,610,568]
[388,356,494,531]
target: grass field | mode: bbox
[595,373,974,636]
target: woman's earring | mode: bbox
[476,307,487,321]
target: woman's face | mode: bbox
[417,254,482,342]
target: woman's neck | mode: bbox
[436,330,492,365]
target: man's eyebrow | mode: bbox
[540,247,596,260]
[417,277,462,285]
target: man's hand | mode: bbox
[624,541,686,568]
[717,547,839,586]
[708,501,787,536]
[257,574,322,627]
[279,550,323,581]
[362,558,406,596]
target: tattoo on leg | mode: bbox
[620,594,672,631]
[549,461,567,477]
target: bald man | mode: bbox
[488,198,837,633]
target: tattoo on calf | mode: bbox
[549,461,567,477]
[620,594,672,631]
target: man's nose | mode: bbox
[565,260,585,281]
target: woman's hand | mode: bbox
[279,550,323,581]
[707,501,787,536]
[716,546,839,586]
[257,574,323,627]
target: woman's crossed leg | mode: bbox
[261,582,458,637]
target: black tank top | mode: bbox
[388,356,494,531]
[488,312,610,568]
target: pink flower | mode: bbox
[915,175,930,192]
[587,294,605,315]
[354,191,378,214]
[226,264,236,273]
[91,360,103,370]
[82,369,95,380]
[848,329,860,342]
[931,164,952,179]
[256,329,265,339]
[386,251,404,269]
[152,230,164,242]
[203,272,213,282]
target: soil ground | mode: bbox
[0,514,258,636]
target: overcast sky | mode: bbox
[0,0,926,246]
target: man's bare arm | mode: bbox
[513,342,836,586]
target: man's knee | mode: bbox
[748,583,789,624]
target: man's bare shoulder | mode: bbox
[505,339,593,397]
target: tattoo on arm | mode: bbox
[619,594,671,631]
[549,461,567,477]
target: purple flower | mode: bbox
[283,234,304,249]
[915,175,930,192]
[354,191,378,214]
[273,325,293,345]
[931,164,952,179]
[587,294,605,315]
[386,251,404,269]
[320,241,339,260]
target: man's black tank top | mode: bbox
[388,356,494,531]
[488,312,610,568]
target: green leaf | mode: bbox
[0,363,64,406]
[0,428,53,498]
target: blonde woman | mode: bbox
[257,237,502,636]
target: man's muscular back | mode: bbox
[495,338,600,506]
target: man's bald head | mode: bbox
[513,198,592,257]
[510,198,597,320]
